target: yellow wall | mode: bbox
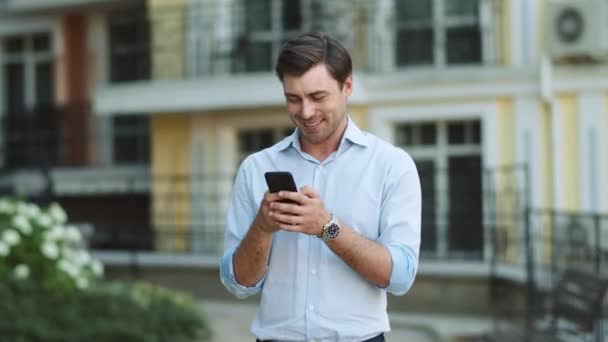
[492,98,522,261]
[497,99,515,166]
[557,94,579,211]
[148,0,187,79]
[349,105,369,130]
[151,114,192,252]
[499,0,511,66]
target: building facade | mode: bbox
[1,0,607,324]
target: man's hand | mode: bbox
[269,186,331,237]
[253,191,284,234]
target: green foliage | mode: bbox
[0,281,212,342]
[0,198,103,293]
[0,198,212,341]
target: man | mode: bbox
[220,32,421,342]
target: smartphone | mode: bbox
[265,172,299,204]
[264,171,298,193]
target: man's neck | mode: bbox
[301,117,348,162]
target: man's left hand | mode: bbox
[268,186,331,237]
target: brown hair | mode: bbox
[275,32,352,88]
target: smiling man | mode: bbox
[220,32,422,342]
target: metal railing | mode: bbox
[1,103,93,169]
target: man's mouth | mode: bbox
[302,120,322,130]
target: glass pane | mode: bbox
[446,26,481,64]
[3,36,24,53]
[448,155,483,257]
[417,160,437,255]
[395,124,413,146]
[448,122,466,144]
[245,42,273,71]
[396,28,434,66]
[108,8,150,82]
[35,61,54,106]
[238,129,275,159]
[246,0,271,31]
[32,33,51,52]
[281,127,294,139]
[4,63,25,114]
[283,0,302,30]
[472,120,481,143]
[395,0,432,20]
[420,123,436,145]
[445,0,479,17]
[113,116,149,164]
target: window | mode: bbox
[2,32,54,114]
[234,0,315,72]
[394,0,483,67]
[1,32,55,168]
[237,127,292,163]
[112,115,150,164]
[395,120,483,260]
[107,5,150,83]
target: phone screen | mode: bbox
[264,171,298,193]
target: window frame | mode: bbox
[234,0,314,72]
[236,126,292,163]
[106,5,151,83]
[0,32,54,112]
[395,120,483,260]
[110,114,150,165]
[381,0,494,70]
[369,103,500,262]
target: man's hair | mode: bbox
[275,32,352,87]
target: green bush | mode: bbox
[0,198,102,294]
[0,281,212,342]
[0,198,212,341]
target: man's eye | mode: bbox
[312,96,326,102]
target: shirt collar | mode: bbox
[277,116,369,152]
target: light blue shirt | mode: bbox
[220,117,421,342]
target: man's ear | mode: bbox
[342,75,353,96]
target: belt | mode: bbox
[256,332,385,342]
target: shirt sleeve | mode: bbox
[218,159,267,298]
[376,149,421,295]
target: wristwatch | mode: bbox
[320,214,340,242]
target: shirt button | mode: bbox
[308,304,314,311]
[311,268,317,275]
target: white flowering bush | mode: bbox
[0,197,103,293]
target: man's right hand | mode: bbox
[253,191,282,233]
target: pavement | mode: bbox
[201,300,491,342]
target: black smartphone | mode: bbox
[264,171,299,204]
[264,171,298,193]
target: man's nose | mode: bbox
[301,100,315,119]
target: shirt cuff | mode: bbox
[219,246,267,299]
[384,244,417,295]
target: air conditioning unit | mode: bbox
[549,0,608,60]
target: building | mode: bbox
[1,0,607,337]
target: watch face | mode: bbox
[325,223,340,239]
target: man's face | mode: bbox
[282,63,352,147]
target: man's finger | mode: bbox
[270,211,301,226]
[299,186,319,198]
[278,190,305,203]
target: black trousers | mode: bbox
[256,332,385,342]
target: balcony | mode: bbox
[0,0,126,13]
[93,0,498,114]
[0,103,150,194]
[2,103,92,170]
